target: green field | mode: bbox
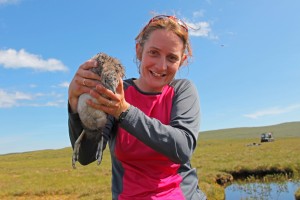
[1,121,299,199]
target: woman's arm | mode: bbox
[119,79,200,164]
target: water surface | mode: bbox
[225,181,300,200]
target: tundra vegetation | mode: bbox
[296,187,300,200]
[0,121,299,199]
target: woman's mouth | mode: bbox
[151,71,166,77]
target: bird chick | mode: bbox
[72,52,125,169]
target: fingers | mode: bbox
[68,59,99,112]
[77,60,96,80]
[116,77,124,96]
[114,78,130,118]
[95,84,117,100]
[73,59,101,89]
[82,78,87,86]
[80,77,94,88]
[87,81,123,117]
[90,89,113,106]
[80,59,97,70]
[95,79,129,119]
[87,90,117,114]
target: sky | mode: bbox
[0,0,299,154]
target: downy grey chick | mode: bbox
[72,52,125,169]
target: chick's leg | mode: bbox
[96,135,104,165]
[72,130,85,169]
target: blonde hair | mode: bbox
[135,16,192,66]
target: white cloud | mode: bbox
[58,81,70,88]
[192,10,205,18]
[0,89,66,108]
[0,89,32,108]
[0,48,68,72]
[0,0,20,5]
[186,21,218,39]
[244,104,300,119]
[50,81,70,89]
[25,100,66,107]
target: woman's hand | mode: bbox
[88,78,130,120]
[68,59,101,113]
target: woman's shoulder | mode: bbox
[169,79,196,91]
[123,78,135,90]
[169,79,199,100]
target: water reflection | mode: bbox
[225,181,300,200]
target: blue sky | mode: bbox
[0,0,299,154]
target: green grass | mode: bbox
[296,187,300,200]
[0,148,112,199]
[0,121,299,199]
[194,137,300,199]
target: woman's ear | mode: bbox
[180,54,187,66]
[136,43,142,61]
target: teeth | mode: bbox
[152,71,165,77]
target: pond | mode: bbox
[225,181,300,200]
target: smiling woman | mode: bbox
[68,14,206,200]
[134,29,185,93]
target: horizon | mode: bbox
[1,120,299,155]
[200,120,300,132]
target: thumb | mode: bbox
[116,77,124,95]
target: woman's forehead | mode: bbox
[144,30,184,52]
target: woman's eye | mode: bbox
[168,56,179,63]
[148,50,157,56]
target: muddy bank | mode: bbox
[215,166,296,186]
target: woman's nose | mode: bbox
[157,57,168,70]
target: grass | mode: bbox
[0,148,112,199]
[194,137,300,199]
[0,121,299,199]
[296,187,300,200]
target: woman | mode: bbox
[68,15,206,200]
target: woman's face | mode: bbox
[136,29,186,93]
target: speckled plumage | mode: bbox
[72,52,125,169]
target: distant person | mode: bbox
[68,14,206,200]
[268,132,272,138]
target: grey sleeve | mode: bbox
[68,104,113,165]
[119,79,200,164]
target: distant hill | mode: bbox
[199,121,300,140]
